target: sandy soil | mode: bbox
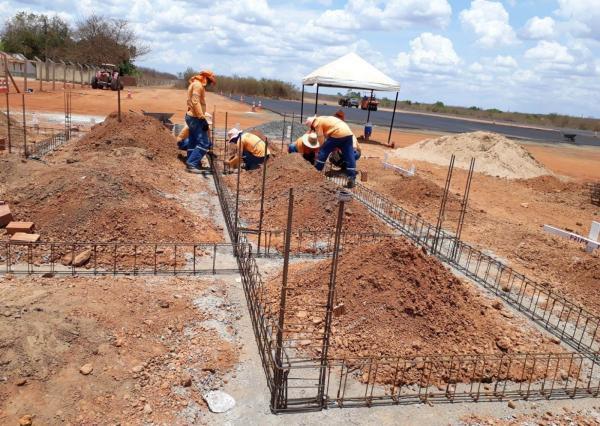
[4,81,280,130]
[0,274,239,425]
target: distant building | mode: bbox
[0,52,36,77]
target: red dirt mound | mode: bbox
[268,238,565,385]
[75,112,178,162]
[226,154,387,234]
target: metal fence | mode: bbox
[328,175,600,362]
[209,151,600,413]
[590,182,600,207]
[0,241,238,276]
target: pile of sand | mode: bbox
[394,131,551,179]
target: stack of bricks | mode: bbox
[5,218,40,243]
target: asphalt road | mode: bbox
[235,95,600,147]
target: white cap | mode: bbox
[227,127,242,142]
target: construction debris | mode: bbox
[6,221,35,235]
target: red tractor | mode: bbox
[360,94,378,111]
[91,64,123,90]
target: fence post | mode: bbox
[257,139,269,255]
[5,92,11,153]
[22,93,27,157]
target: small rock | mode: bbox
[500,284,510,292]
[492,301,503,310]
[131,365,144,373]
[79,363,93,375]
[520,203,529,208]
[41,272,54,278]
[550,336,561,344]
[296,311,308,318]
[16,378,27,386]
[507,400,516,409]
[158,300,170,309]
[66,158,79,164]
[496,337,510,352]
[143,403,152,414]
[204,390,236,413]
[61,253,74,266]
[181,374,192,387]
[501,311,514,319]
[18,415,33,426]
[72,249,92,267]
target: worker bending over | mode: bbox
[288,132,319,165]
[185,70,217,174]
[329,135,361,170]
[176,113,212,161]
[225,128,270,170]
[306,115,357,188]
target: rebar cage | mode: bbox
[209,149,600,413]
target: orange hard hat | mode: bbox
[200,70,217,85]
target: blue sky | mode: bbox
[2,0,599,116]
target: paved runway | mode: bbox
[235,95,600,147]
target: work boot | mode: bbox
[346,178,355,189]
[186,164,203,174]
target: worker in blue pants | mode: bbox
[185,70,216,173]
[306,115,356,188]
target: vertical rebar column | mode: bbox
[280,113,286,150]
[5,92,11,153]
[233,136,243,242]
[318,189,352,406]
[117,79,122,122]
[290,113,295,143]
[224,111,228,163]
[272,188,294,410]
[387,91,399,146]
[300,84,305,123]
[257,139,269,255]
[22,93,27,158]
[433,154,455,254]
[452,158,475,259]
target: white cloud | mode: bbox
[524,41,575,64]
[493,55,518,68]
[557,0,600,40]
[319,0,452,31]
[521,16,555,40]
[395,33,460,74]
[460,0,517,47]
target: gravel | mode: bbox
[246,119,306,144]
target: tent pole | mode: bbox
[300,84,305,123]
[366,89,374,122]
[314,84,319,115]
[387,91,399,146]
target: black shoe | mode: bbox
[346,178,355,189]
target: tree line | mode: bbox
[0,12,148,74]
[179,67,299,99]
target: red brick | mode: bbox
[10,232,40,243]
[0,204,13,227]
[6,221,35,235]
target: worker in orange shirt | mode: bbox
[225,128,270,170]
[288,132,319,165]
[305,115,357,188]
[185,70,216,174]
[329,135,361,171]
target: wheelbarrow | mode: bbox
[142,111,175,130]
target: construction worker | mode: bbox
[288,132,319,165]
[225,128,270,170]
[185,70,217,173]
[305,115,357,188]
[329,135,361,170]
[176,113,212,161]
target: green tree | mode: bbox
[0,12,71,60]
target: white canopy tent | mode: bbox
[300,52,401,145]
